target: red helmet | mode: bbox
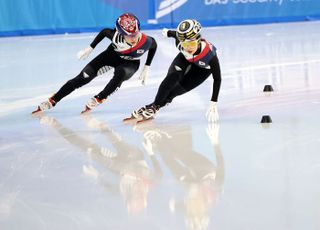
[116,13,140,36]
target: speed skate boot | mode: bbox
[140,104,160,121]
[123,104,159,123]
[81,96,104,114]
[32,97,56,114]
[123,106,146,122]
[131,106,147,119]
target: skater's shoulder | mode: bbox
[99,28,116,35]
[144,35,157,45]
[201,38,217,48]
[141,33,155,40]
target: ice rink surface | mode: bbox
[1,21,320,230]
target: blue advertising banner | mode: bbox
[0,0,123,36]
[0,0,319,37]
[150,0,320,26]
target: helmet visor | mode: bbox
[181,39,199,49]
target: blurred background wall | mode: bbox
[1,0,320,37]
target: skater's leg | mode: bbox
[163,66,211,105]
[32,63,99,114]
[95,61,140,100]
[179,66,211,91]
[52,49,114,103]
[52,65,97,103]
[32,48,116,114]
[153,53,190,106]
[127,55,189,120]
[125,54,190,121]
[81,60,139,114]
[131,67,210,120]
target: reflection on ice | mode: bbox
[32,113,224,230]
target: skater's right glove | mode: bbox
[77,46,93,60]
[162,28,169,37]
[206,101,219,123]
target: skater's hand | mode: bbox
[139,65,149,85]
[77,46,93,60]
[206,101,219,123]
[162,28,169,37]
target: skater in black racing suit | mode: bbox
[32,13,157,114]
[130,19,221,123]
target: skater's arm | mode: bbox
[167,30,177,38]
[167,30,181,46]
[90,28,116,49]
[145,37,157,66]
[209,55,222,102]
[162,29,180,47]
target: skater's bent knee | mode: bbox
[82,65,96,77]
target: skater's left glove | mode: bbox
[139,65,149,85]
[206,101,219,123]
[162,28,169,37]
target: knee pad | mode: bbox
[81,65,96,79]
[68,65,96,89]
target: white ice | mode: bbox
[0,21,320,230]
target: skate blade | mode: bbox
[81,106,91,114]
[123,118,138,124]
[137,117,154,124]
[123,117,135,122]
[123,116,142,125]
[31,107,42,115]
